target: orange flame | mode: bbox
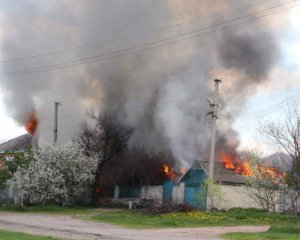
[163,164,178,180]
[25,112,38,135]
[219,148,284,180]
[219,149,251,176]
[254,165,285,181]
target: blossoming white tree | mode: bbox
[8,142,98,206]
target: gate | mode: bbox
[163,181,173,204]
[184,182,206,209]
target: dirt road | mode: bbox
[0,212,268,240]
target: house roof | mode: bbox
[0,134,35,153]
[180,160,245,185]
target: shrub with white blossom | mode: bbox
[8,141,98,206]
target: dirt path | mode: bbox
[0,212,269,240]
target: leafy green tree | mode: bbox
[0,149,33,190]
[0,170,7,190]
[194,178,223,210]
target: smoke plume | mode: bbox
[0,0,284,164]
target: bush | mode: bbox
[0,149,33,190]
[8,142,98,206]
[97,199,128,208]
[227,207,266,215]
[146,202,196,214]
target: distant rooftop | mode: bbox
[0,134,36,153]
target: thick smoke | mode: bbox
[219,31,279,82]
[0,0,282,164]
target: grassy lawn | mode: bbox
[89,208,298,228]
[1,204,299,231]
[0,203,94,215]
[0,230,62,240]
[222,225,300,240]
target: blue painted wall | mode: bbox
[180,168,208,186]
[180,167,208,209]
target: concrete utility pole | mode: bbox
[54,101,62,144]
[208,79,222,181]
[207,78,221,211]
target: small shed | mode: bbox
[179,161,244,209]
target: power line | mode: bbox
[2,1,294,76]
[33,76,300,111]
[225,86,300,95]
[22,86,300,138]
[1,1,298,78]
[19,75,300,123]
[33,94,208,122]
[226,78,300,91]
[239,93,300,120]
[220,91,300,122]
[33,91,300,122]
[0,0,274,64]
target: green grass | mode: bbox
[0,203,94,214]
[223,225,300,240]
[89,208,298,229]
[1,204,299,230]
[0,230,62,240]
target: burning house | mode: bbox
[1,1,296,211]
[111,148,287,211]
